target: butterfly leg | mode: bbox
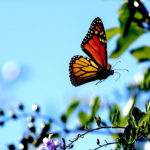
[95,79,104,85]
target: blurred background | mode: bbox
[0,0,150,150]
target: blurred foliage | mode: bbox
[109,104,126,126]
[131,46,150,62]
[78,96,100,127]
[109,1,149,58]
[128,68,150,93]
[61,100,79,123]
[106,27,120,41]
[0,0,150,150]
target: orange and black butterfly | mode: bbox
[69,17,114,86]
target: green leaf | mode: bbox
[109,104,127,126]
[110,23,146,58]
[124,125,132,141]
[111,133,120,140]
[106,27,120,41]
[101,121,107,127]
[138,113,150,127]
[78,111,90,126]
[112,110,120,125]
[66,100,79,119]
[128,113,136,129]
[61,100,79,123]
[129,129,136,144]
[128,69,150,92]
[120,137,128,149]
[140,68,150,91]
[128,83,140,92]
[118,2,130,34]
[61,114,67,123]
[110,3,147,58]
[91,97,100,117]
[109,105,116,124]
[134,9,143,20]
[131,46,150,62]
[116,142,121,150]
[143,122,149,135]
[132,107,145,125]
[51,133,60,139]
[127,116,137,144]
[145,101,150,112]
[95,115,101,127]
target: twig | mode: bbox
[93,141,119,150]
[64,126,124,149]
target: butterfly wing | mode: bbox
[69,55,100,86]
[81,17,107,68]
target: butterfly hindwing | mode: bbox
[69,55,99,86]
[81,17,107,68]
[69,17,114,86]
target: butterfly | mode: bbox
[69,17,114,86]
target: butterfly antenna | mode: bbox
[114,69,129,72]
[114,72,121,81]
[112,61,121,69]
[113,61,129,72]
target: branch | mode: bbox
[64,126,124,149]
[93,141,119,150]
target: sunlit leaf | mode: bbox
[111,134,120,140]
[131,46,150,62]
[78,111,90,126]
[116,142,121,150]
[129,128,136,144]
[61,100,79,123]
[110,3,147,58]
[109,104,122,125]
[134,10,143,20]
[138,113,150,127]
[106,27,120,41]
[118,2,130,34]
[128,113,136,129]
[110,23,146,58]
[91,97,100,117]
[112,110,120,125]
[145,101,150,112]
[66,100,79,119]
[140,68,150,91]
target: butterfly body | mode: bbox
[97,65,114,80]
[69,17,114,86]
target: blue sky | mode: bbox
[0,0,150,150]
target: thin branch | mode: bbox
[93,141,119,150]
[64,126,124,149]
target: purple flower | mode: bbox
[37,134,61,150]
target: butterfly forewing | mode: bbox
[69,17,114,86]
[69,55,99,86]
[81,17,107,68]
